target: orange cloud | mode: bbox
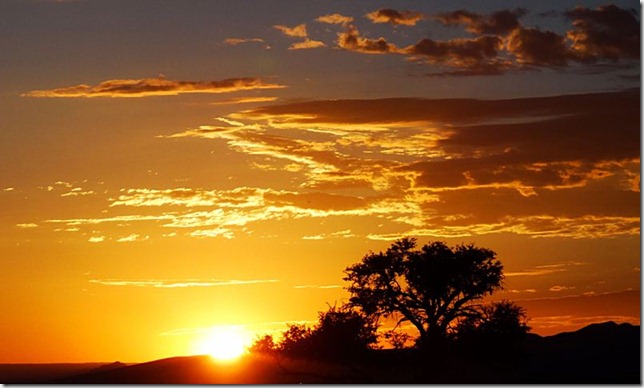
[224,37,266,46]
[211,96,279,105]
[23,77,285,98]
[338,26,401,54]
[365,8,424,26]
[274,23,325,50]
[274,23,308,38]
[316,13,353,26]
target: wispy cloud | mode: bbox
[224,37,266,46]
[16,223,39,228]
[116,233,149,242]
[211,96,278,105]
[293,284,341,289]
[89,278,279,288]
[23,77,285,98]
[549,285,576,292]
[506,262,585,277]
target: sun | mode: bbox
[196,326,249,362]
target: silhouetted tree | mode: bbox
[278,324,313,357]
[383,330,414,349]
[261,305,379,361]
[307,305,379,359]
[344,238,504,347]
[455,300,530,363]
[249,334,278,355]
[457,300,530,339]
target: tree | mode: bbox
[307,304,379,358]
[455,300,531,362]
[249,334,278,355]
[258,304,379,360]
[456,300,530,339]
[343,238,504,347]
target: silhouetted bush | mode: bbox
[455,300,530,362]
[252,305,379,361]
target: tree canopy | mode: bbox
[343,238,504,345]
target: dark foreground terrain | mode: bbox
[1,321,639,384]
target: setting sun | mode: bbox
[196,326,249,362]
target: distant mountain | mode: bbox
[28,321,642,384]
[0,362,116,384]
[518,321,640,383]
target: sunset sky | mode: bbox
[0,0,640,363]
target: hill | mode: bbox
[3,321,639,384]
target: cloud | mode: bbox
[88,236,105,243]
[505,27,570,66]
[326,5,639,75]
[549,285,575,292]
[16,223,39,228]
[337,26,401,54]
[293,284,341,289]
[274,23,326,50]
[274,24,308,38]
[316,13,354,26]
[289,39,326,50]
[224,37,266,46]
[211,96,278,105]
[365,8,424,26]
[89,278,279,288]
[565,4,640,61]
[405,35,504,69]
[506,262,584,277]
[117,233,149,242]
[23,77,285,98]
[35,89,638,242]
[435,8,526,35]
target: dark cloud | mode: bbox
[565,4,640,61]
[337,26,400,54]
[240,89,639,197]
[365,8,424,26]
[242,90,636,126]
[331,5,639,76]
[435,8,526,35]
[505,27,570,66]
[406,89,639,193]
[405,35,503,68]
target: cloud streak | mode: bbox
[23,77,285,98]
[89,278,279,288]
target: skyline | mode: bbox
[0,0,640,363]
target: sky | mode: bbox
[0,0,640,363]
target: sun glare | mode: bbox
[196,326,249,362]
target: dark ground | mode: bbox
[1,321,639,384]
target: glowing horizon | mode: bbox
[0,0,639,363]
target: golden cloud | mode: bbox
[365,8,424,26]
[23,77,285,98]
[316,13,354,26]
